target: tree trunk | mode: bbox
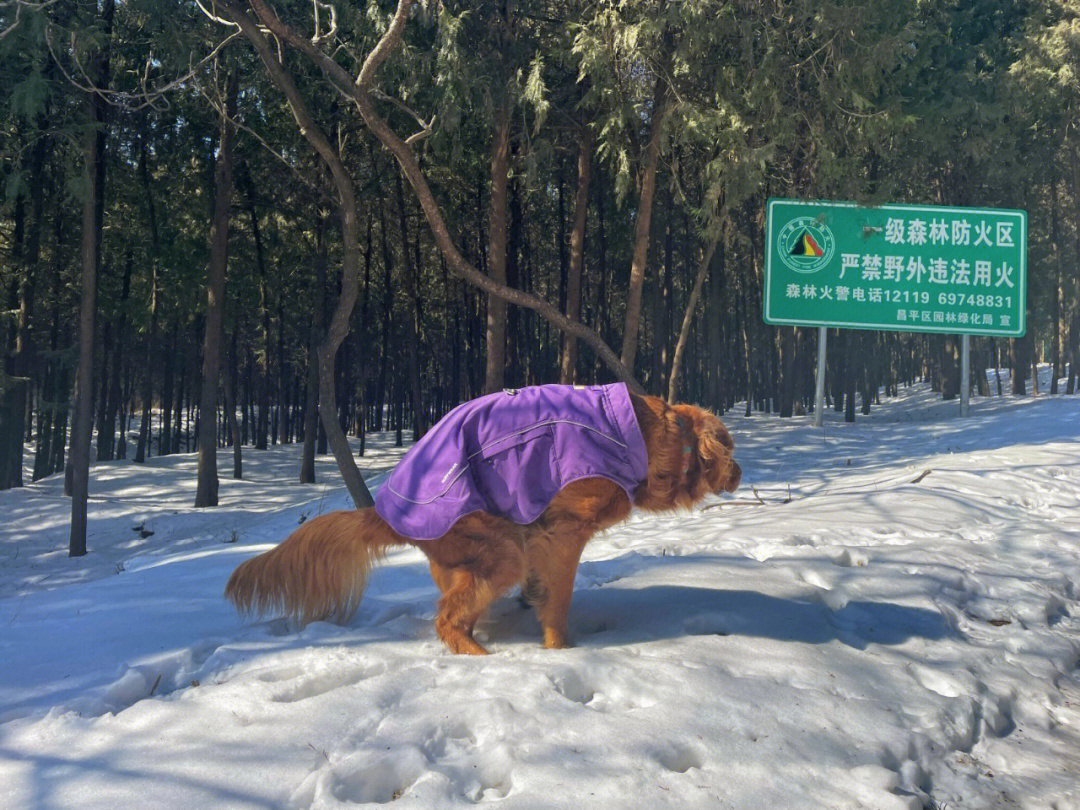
[174,349,185,452]
[239,166,272,451]
[619,76,667,377]
[0,375,28,490]
[706,235,725,411]
[653,202,675,392]
[135,262,157,463]
[667,234,720,403]
[942,336,960,400]
[376,194,392,433]
[195,71,238,508]
[8,136,47,486]
[277,297,289,445]
[226,4,373,505]
[593,170,609,381]
[1065,311,1078,395]
[396,173,425,440]
[356,212,373,451]
[484,101,510,394]
[560,130,592,384]
[3,191,27,489]
[94,319,113,458]
[70,0,115,555]
[778,327,797,418]
[1050,184,1062,394]
[32,195,62,479]
[33,254,65,481]
[160,325,175,455]
[506,179,523,385]
[135,132,159,464]
[225,316,242,479]
[1010,337,1027,395]
[100,250,131,460]
[301,209,328,484]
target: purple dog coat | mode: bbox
[374,383,649,540]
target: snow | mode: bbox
[2,373,1079,810]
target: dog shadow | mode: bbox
[552,585,949,650]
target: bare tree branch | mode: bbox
[195,0,238,28]
[243,0,643,391]
[217,0,373,508]
[1,0,59,44]
[43,20,240,112]
[196,84,320,192]
[310,0,336,44]
[373,88,433,141]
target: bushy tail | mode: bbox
[225,508,405,625]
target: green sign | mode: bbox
[764,199,1027,337]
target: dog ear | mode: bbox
[671,404,740,494]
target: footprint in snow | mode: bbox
[294,732,513,806]
[271,660,387,703]
[309,747,429,805]
[797,568,851,611]
[256,663,306,683]
[832,548,869,567]
[906,662,970,699]
[98,639,222,715]
[1045,595,1069,627]
[655,742,705,774]
[549,667,657,713]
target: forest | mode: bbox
[1,0,1078,554]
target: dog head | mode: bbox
[631,395,742,512]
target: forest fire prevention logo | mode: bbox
[777,216,834,274]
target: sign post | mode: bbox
[764,199,1026,422]
[813,327,827,428]
[961,334,970,417]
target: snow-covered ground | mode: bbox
[2,375,1078,809]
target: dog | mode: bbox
[225,384,741,655]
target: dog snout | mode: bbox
[723,460,742,493]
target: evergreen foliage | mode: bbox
[0,1,1076,526]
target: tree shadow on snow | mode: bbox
[563,585,950,650]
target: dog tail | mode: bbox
[225,508,406,625]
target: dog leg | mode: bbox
[433,541,523,655]
[429,560,455,595]
[434,569,492,655]
[526,530,590,650]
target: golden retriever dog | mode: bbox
[225,390,741,654]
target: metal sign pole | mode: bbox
[960,333,970,417]
[814,326,827,427]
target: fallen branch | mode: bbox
[702,484,792,510]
